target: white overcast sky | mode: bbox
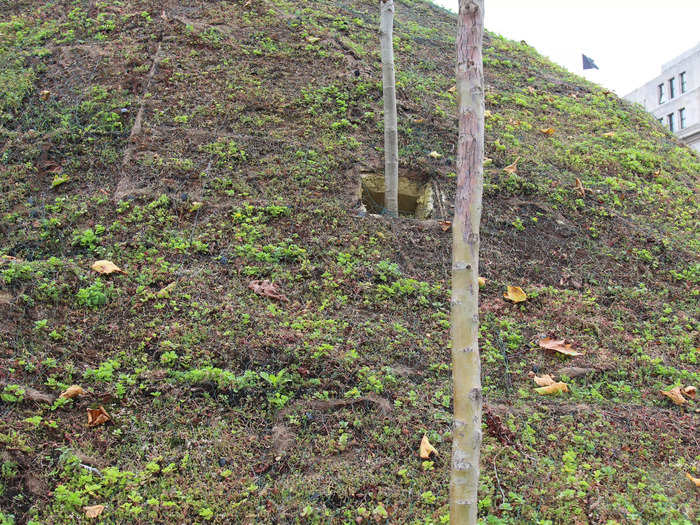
[429,0,700,96]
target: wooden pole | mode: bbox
[380,0,398,217]
[450,1,484,524]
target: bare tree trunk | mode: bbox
[380,0,398,217]
[450,1,484,524]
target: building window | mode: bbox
[679,108,686,129]
[658,83,665,104]
[680,71,687,93]
[668,113,675,132]
[669,77,675,99]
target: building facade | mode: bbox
[624,42,700,153]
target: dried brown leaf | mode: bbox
[534,382,569,395]
[419,435,437,459]
[438,220,451,232]
[59,385,86,400]
[682,385,696,399]
[25,387,55,404]
[503,286,527,303]
[660,387,686,406]
[87,406,111,427]
[533,374,556,387]
[0,383,54,404]
[308,394,392,414]
[555,367,597,379]
[83,504,105,518]
[91,260,125,275]
[538,337,583,356]
[540,127,555,135]
[686,473,700,488]
[503,158,519,174]
[248,280,289,302]
[574,178,585,197]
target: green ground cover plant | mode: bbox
[0,0,697,523]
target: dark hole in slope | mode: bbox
[359,174,433,219]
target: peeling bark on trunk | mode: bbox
[380,0,398,217]
[450,1,484,524]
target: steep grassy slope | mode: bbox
[1,0,698,523]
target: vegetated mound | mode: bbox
[1,0,698,523]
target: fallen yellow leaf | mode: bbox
[602,131,615,137]
[533,374,555,387]
[429,151,442,159]
[540,127,555,135]
[39,90,51,100]
[91,260,125,275]
[447,85,456,93]
[660,386,686,406]
[535,382,569,395]
[419,435,437,459]
[682,385,696,399]
[83,504,105,518]
[478,277,486,288]
[503,158,519,174]
[305,36,320,44]
[59,385,86,400]
[87,406,111,427]
[574,178,585,197]
[538,338,583,357]
[686,473,700,488]
[503,286,527,303]
[484,110,492,118]
[438,220,451,232]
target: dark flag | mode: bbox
[582,54,599,70]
